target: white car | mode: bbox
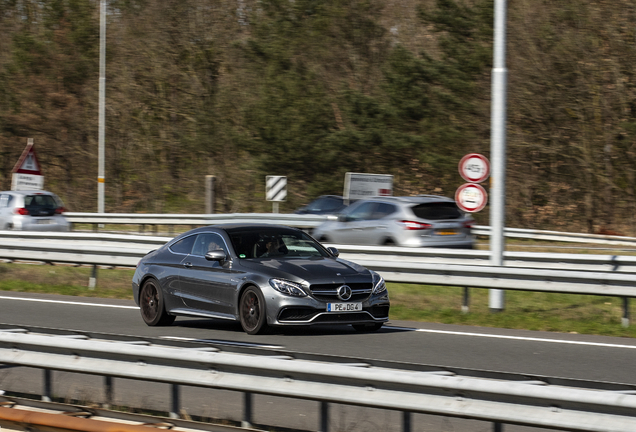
[0,190,70,231]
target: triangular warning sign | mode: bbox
[12,139,42,175]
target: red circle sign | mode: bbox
[455,183,488,213]
[458,153,490,183]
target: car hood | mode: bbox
[238,257,370,282]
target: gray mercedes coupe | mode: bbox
[132,224,390,334]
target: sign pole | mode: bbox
[97,0,106,214]
[489,0,508,311]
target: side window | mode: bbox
[346,202,376,221]
[192,233,227,256]
[0,194,8,208]
[169,235,197,254]
[372,203,397,219]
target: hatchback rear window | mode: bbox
[410,202,462,220]
[25,195,58,210]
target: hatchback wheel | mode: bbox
[140,279,175,326]
[239,287,268,335]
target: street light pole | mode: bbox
[489,0,508,311]
[98,0,106,214]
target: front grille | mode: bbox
[309,282,372,301]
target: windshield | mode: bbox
[228,227,330,259]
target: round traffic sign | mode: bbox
[458,153,490,183]
[455,183,488,213]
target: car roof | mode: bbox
[172,223,303,237]
[0,190,58,196]
[358,195,456,204]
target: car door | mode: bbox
[0,194,12,229]
[332,201,378,244]
[178,232,236,319]
[356,202,398,244]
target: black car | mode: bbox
[132,224,390,334]
[294,195,348,215]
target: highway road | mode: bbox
[1,291,636,432]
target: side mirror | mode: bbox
[205,250,227,262]
[337,214,350,222]
[327,247,339,257]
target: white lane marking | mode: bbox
[0,295,139,309]
[388,326,636,350]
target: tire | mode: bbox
[239,287,268,335]
[319,235,331,243]
[139,279,175,326]
[352,323,383,332]
[383,238,396,246]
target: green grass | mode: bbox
[0,262,635,337]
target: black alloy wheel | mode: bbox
[140,279,175,326]
[239,287,268,335]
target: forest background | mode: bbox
[1,0,635,235]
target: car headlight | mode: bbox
[269,278,307,297]
[371,271,387,295]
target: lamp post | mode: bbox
[489,0,508,311]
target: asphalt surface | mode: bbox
[1,291,635,432]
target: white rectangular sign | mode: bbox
[343,172,393,202]
[266,175,287,202]
[11,173,44,191]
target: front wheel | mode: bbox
[239,287,268,335]
[139,279,175,326]
[352,323,383,332]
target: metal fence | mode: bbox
[0,231,635,325]
[1,331,636,432]
[63,212,636,247]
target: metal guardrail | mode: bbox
[1,331,636,432]
[0,232,635,324]
[63,212,636,247]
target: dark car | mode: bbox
[294,195,348,215]
[132,224,390,334]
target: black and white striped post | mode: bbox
[266,175,287,213]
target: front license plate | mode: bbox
[327,302,362,312]
[36,219,53,224]
[436,229,457,235]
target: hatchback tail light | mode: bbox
[55,207,66,214]
[398,220,432,230]
[463,220,474,229]
[15,208,29,215]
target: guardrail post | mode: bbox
[622,297,630,328]
[104,376,113,408]
[88,265,97,289]
[42,369,52,402]
[494,421,503,432]
[242,391,253,428]
[319,401,329,432]
[402,411,411,432]
[462,287,470,313]
[140,224,145,234]
[170,384,180,419]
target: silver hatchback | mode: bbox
[0,190,70,232]
[312,196,474,248]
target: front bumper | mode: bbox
[266,292,390,326]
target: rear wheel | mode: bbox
[352,323,383,332]
[139,279,175,326]
[383,238,396,246]
[239,287,268,335]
